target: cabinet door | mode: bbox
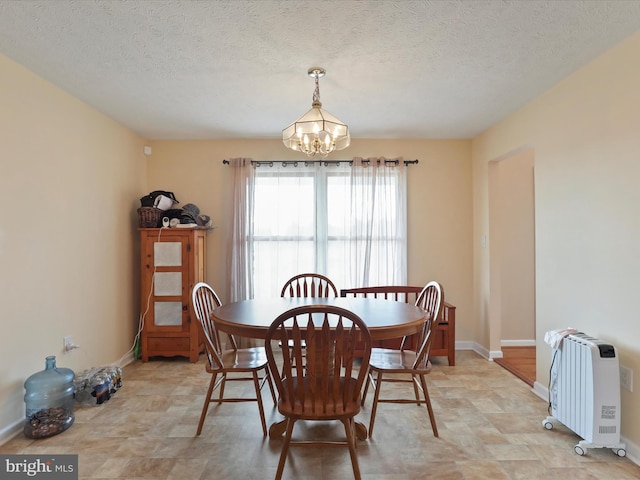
[143,232,191,333]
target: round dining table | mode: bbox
[211,296,427,341]
[211,296,428,439]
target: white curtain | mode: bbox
[226,158,255,302]
[345,157,407,287]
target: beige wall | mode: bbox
[0,53,147,439]
[472,32,640,450]
[489,149,536,346]
[145,137,473,337]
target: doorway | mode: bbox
[488,148,536,384]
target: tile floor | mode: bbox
[1,351,639,479]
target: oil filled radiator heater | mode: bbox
[542,332,626,456]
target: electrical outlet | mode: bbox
[620,365,633,392]
[63,336,79,353]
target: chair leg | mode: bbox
[218,372,227,403]
[368,370,383,437]
[411,374,422,405]
[253,371,268,437]
[342,417,362,480]
[258,368,276,404]
[196,372,217,435]
[361,368,371,406]
[418,374,438,437]
[275,418,296,480]
[265,368,277,403]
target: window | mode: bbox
[229,158,407,300]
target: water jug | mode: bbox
[24,356,75,438]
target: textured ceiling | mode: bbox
[1,0,639,140]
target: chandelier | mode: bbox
[282,67,350,157]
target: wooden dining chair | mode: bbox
[265,305,372,480]
[361,281,443,438]
[279,273,338,355]
[191,282,276,436]
[280,273,338,298]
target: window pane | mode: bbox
[254,175,314,236]
[327,240,348,290]
[253,170,318,298]
[248,163,406,297]
[253,240,315,298]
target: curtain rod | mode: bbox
[222,159,419,167]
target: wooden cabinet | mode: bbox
[139,228,207,362]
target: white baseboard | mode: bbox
[501,339,536,347]
[450,340,492,360]
[625,443,640,467]
[454,340,533,360]
[0,419,23,447]
[489,350,503,360]
[532,380,548,401]
[118,351,136,368]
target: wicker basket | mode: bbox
[137,207,163,228]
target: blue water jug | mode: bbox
[24,356,75,438]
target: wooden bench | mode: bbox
[340,285,456,366]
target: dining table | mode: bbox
[211,296,427,341]
[211,296,428,440]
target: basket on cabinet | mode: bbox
[137,207,163,228]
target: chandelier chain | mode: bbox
[312,74,321,107]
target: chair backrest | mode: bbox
[191,282,227,369]
[265,305,372,415]
[340,285,453,323]
[340,285,423,303]
[413,281,443,368]
[280,273,338,298]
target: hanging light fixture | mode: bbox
[282,67,350,157]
